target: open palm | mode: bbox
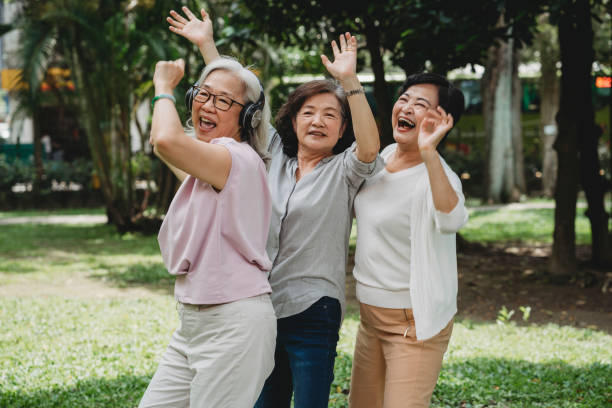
[167,6,213,48]
[321,33,357,82]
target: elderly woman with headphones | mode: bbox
[137,24,276,408]
[164,6,382,408]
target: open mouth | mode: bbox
[308,130,326,137]
[199,117,216,130]
[398,118,416,129]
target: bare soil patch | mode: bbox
[346,243,612,333]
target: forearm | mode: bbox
[199,39,220,65]
[340,76,379,162]
[422,150,459,213]
[150,89,188,166]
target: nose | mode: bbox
[312,112,324,126]
[201,95,216,112]
[401,102,414,114]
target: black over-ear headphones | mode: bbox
[185,80,265,142]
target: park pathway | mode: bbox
[0,214,107,225]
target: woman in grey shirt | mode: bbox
[167,7,381,407]
[256,40,381,408]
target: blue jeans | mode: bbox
[254,296,341,408]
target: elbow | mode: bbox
[359,151,378,163]
[357,143,379,163]
[152,131,172,156]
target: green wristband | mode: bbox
[151,93,176,108]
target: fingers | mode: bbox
[320,54,331,68]
[339,32,347,52]
[200,8,210,21]
[182,6,196,20]
[169,9,188,25]
[331,40,340,58]
[348,33,357,51]
[176,58,185,70]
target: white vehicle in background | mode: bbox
[0,122,9,140]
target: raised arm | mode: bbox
[418,107,459,213]
[321,33,379,163]
[168,7,220,64]
[149,59,232,190]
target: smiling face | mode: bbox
[291,92,346,156]
[192,69,245,143]
[392,83,439,146]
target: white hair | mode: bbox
[195,56,270,166]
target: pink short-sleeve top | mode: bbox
[158,137,273,304]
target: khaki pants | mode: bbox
[138,294,277,408]
[348,303,453,408]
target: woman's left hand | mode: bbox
[321,32,357,82]
[418,106,454,158]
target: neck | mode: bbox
[296,147,332,180]
[392,141,424,167]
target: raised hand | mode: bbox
[418,106,454,156]
[167,6,213,48]
[321,32,357,83]
[153,59,185,93]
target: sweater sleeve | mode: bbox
[432,164,469,234]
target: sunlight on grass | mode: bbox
[1,299,609,408]
[0,207,105,218]
[462,208,593,244]
[1,206,611,407]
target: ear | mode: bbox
[339,121,347,139]
[292,116,297,134]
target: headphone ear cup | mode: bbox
[239,89,265,132]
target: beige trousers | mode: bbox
[138,294,277,408]
[348,303,453,408]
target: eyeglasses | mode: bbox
[193,88,244,111]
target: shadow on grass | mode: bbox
[0,224,160,258]
[330,352,611,407]
[0,374,151,408]
[90,262,175,292]
[2,357,610,407]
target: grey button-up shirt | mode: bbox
[266,129,383,319]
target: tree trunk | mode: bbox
[511,44,526,198]
[536,20,560,198]
[484,34,525,203]
[551,0,587,276]
[486,38,514,203]
[571,4,611,266]
[364,20,393,148]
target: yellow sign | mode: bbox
[1,69,25,91]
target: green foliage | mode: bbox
[497,305,516,324]
[0,156,93,192]
[519,305,532,322]
[44,158,94,189]
[8,0,188,230]
[0,155,34,190]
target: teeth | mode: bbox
[399,118,415,129]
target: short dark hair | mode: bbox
[399,72,465,127]
[274,80,355,158]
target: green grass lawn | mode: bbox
[1,206,611,407]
